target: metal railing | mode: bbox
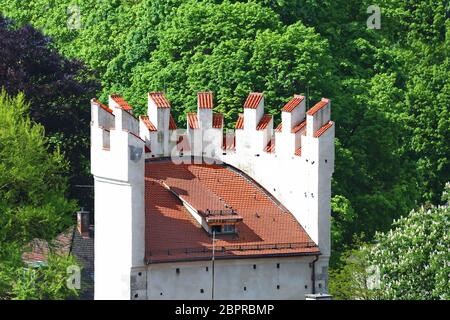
[146,241,317,259]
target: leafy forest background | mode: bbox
[0,0,448,299]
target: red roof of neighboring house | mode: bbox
[169,114,177,130]
[295,147,302,156]
[144,160,319,263]
[110,94,133,111]
[149,92,171,108]
[282,95,304,112]
[22,228,74,265]
[197,92,213,109]
[93,99,114,114]
[314,121,333,137]
[235,114,244,129]
[140,115,157,132]
[243,92,263,109]
[307,98,330,116]
[256,114,272,130]
[212,113,223,129]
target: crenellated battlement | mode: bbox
[91,92,333,163]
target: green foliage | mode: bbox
[0,91,78,299]
[328,245,378,300]
[5,252,79,300]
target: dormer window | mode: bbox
[211,224,236,235]
[161,182,243,236]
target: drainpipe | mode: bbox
[311,255,319,294]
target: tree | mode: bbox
[368,183,450,300]
[0,91,78,299]
[125,1,335,125]
[331,184,450,300]
[0,16,99,204]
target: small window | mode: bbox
[253,264,256,270]
[305,285,308,289]
[276,263,280,269]
[325,159,328,163]
[176,268,180,274]
[211,226,222,234]
[134,294,138,298]
[200,289,204,294]
[277,285,280,290]
[223,224,235,233]
[206,267,209,272]
[138,272,142,276]
[243,286,247,291]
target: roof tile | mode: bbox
[144,161,319,263]
[197,92,213,109]
[282,95,304,112]
[110,94,133,111]
[235,113,244,130]
[314,121,333,137]
[307,98,329,116]
[149,92,171,108]
[140,115,157,132]
[256,114,272,130]
[243,92,263,109]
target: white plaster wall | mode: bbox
[91,102,115,130]
[198,108,212,129]
[94,178,133,299]
[243,104,263,132]
[92,117,146,299]
[145,256,315,300]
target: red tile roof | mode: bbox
[169,114,177,130]
[235,113,244,129]
[110,94,133,111]
[295,147,302,156]
[22,228,74,265]
[256,114,272,130]
[314,121,333,137]
[187,112,199,129]
[243,92,263,109]
[292,119,307,133]
[149,92,171,108]
[188,112,223,129]
[264,138,275,153]
[140,115,157,132]
[197,92,213,109]
[307,98,330,116]
[144,161,319,263]
[276,120,307,134]
[93,99,114,114]
[275,123,282,133]
[222,134,236,150]
[282,95,305,112]
[212,113,223,129]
